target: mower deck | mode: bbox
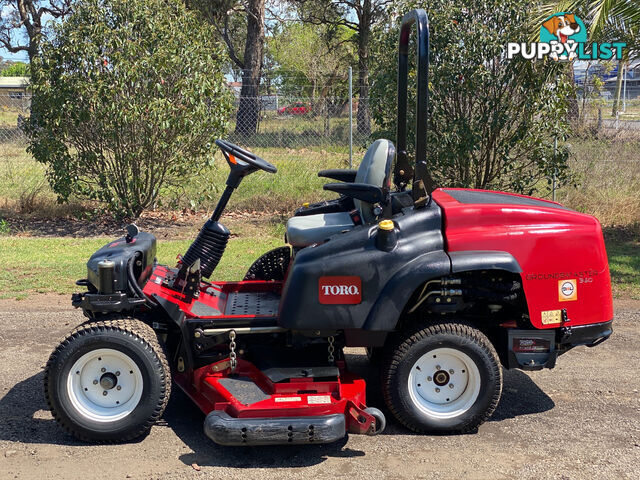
[175,359,376,445]
[143,267,379,445]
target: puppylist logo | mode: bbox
[507,12,626,61]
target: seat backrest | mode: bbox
[354,139,395,223]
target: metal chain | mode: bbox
[327,335,335,363]
[229,330,237,372]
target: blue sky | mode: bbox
[0,49,28,62]
[0,4,35,63]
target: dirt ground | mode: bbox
[0,295,638,480]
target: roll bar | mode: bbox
[394,9,435,201]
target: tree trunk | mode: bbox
[611,59,624,117]
[356,0,371,137]
[235,0,265,136]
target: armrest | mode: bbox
[323,182,385,204]
[318,169,357,182]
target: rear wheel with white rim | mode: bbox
[45,316,170,442]
[382,321,502,433]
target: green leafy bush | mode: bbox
[27,0,233,218]
[370,0,573,194]
[0,62,30,77]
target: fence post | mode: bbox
[552,134,557,202]
[348,66,353,168]
[622,63,627,113]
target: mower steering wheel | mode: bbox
[215,139,277,174]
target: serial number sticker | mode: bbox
[541,309,563,325]
[274,396,302,403]
[307,395,332,405]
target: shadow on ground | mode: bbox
[0,356,554,466]
[164,354,554,468]
[0,371,82,446]
[0,370,147,447]
[164,388,364,469]
[345,352,555,435]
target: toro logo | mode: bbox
[318,276,362,305]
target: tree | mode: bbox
[294,0,392,137]
[607,19,638,116]
[370,0,572,194]
[27,0,233,218]
[0,0,73,63]
[235,0,266,135]
[270,22,354,135]
[191,0,266,136]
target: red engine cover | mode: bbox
[432,188,613,329]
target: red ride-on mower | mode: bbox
[45,9,613,446]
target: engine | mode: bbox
[86,231,156,294]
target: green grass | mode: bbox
[0,108,22,126]
[165,147,354,213]
[0,145,367,215]
[0,233,282,299]
[552,138,640,227]
[2,135,638,225]
[0,129,637,300]
[605,228,640,300]
[0,231,636,301]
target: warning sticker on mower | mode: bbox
[307,395,332,405]
[274,396,302,403]
[541,309,563,325]
[558,279,577,302]
[318,276,362,304]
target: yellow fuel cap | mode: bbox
[302,202,310,208]
[378,220,394,231]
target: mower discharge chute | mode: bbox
[44,9,613,446]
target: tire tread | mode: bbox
[382,320,502,433]
[44,314,171,443]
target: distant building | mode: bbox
[603,61,640,96]
[0,76,30,99]
[574,61,640,99]
[227,81,242,98]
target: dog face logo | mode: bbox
[508,12,624,62]
[543,14,580,43]
[540,12,587,61]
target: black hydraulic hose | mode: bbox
[127,253,158,308]
[461,288,519,303]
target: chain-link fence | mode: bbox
[0,91,372,162]
[2,87,639,161]
[577,86,640,132]
[227,95,366,151]
[0,92,30,146]
[0,86,638,222]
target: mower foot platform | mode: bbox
[204,410,345,446]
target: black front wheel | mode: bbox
[44,316,171,442]
[382,321,502,433]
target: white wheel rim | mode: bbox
[67,348,144,422]
[407,347,481,420]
